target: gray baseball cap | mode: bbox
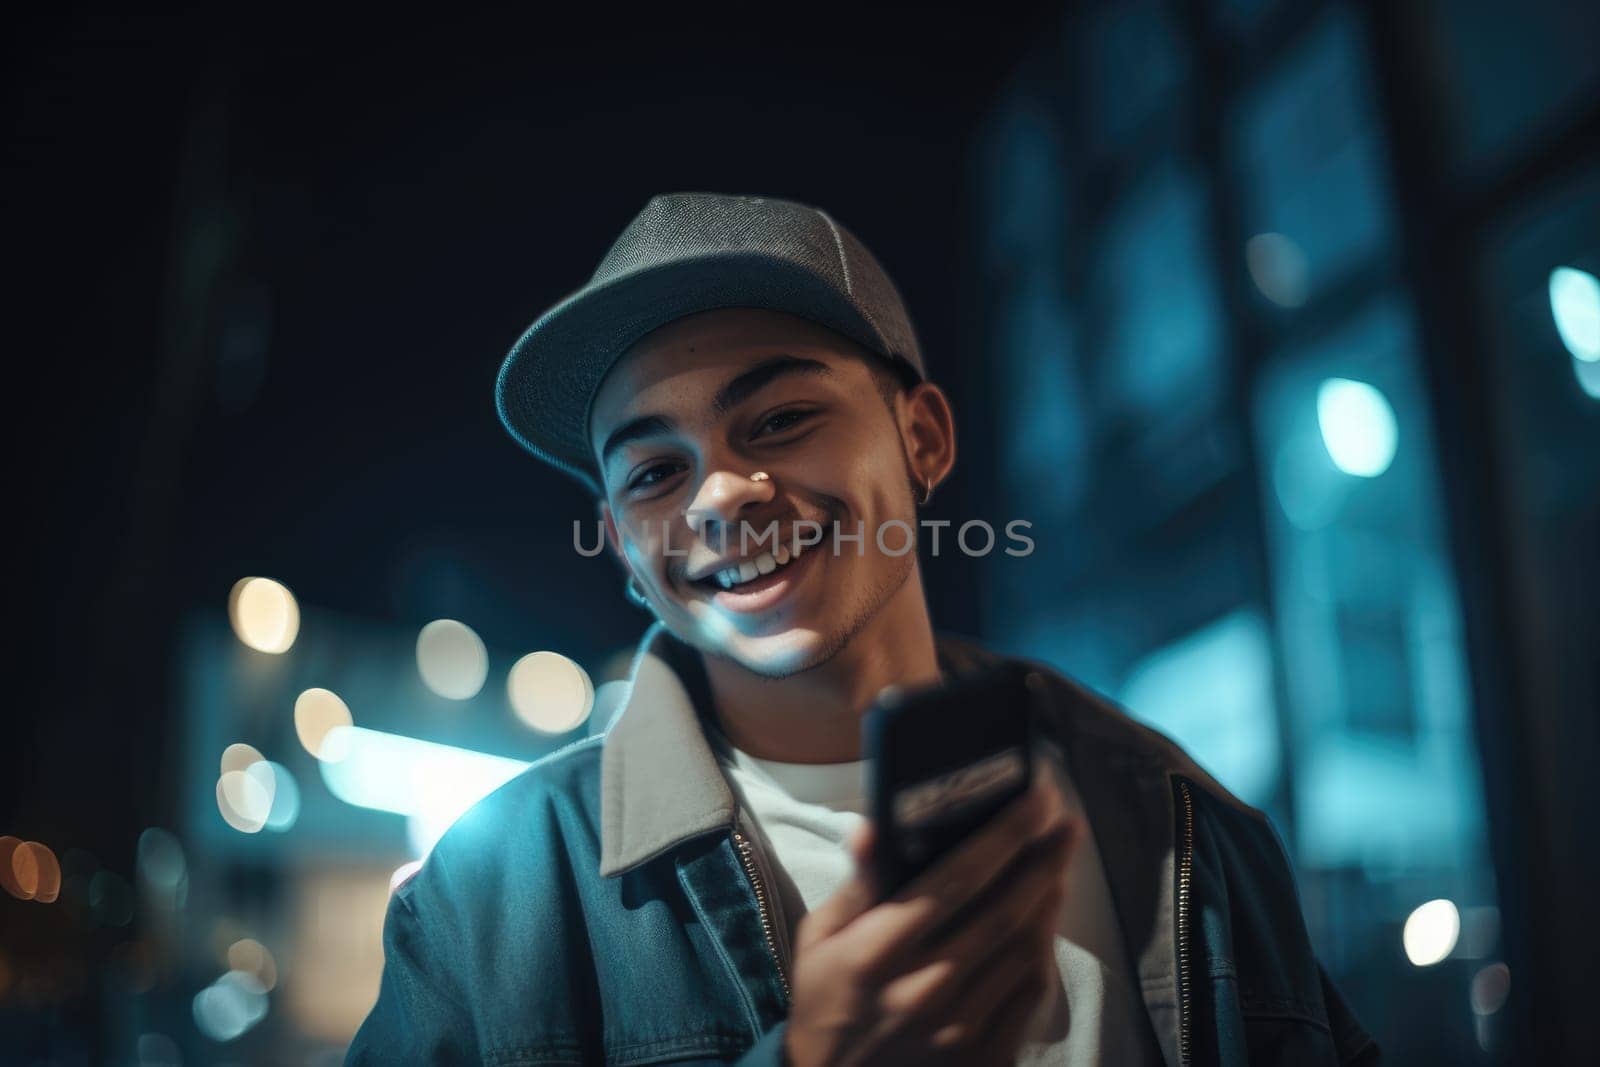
[495,192,925,492]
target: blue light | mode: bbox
[261,762,300,832]
[1317,377,1398,477]
[1119,610,1280,808]
[192,970,268,1042]
[318,727,530,846]
[1550,266,1600,399]
[1550,266,1600,363]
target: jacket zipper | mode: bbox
[732,828,792,1004]
[1175,778,1196,1066]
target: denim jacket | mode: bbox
[348,625,1378,1065]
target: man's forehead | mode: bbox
[589,309,864,429]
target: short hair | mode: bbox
[866,354,919,410]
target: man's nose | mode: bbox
[685,468,775,547]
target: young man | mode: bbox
[349,194,1378,1065]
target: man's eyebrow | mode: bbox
[600,414,675,468]
[712,356,832,415]
[598,357,830,469]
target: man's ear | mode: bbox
[899,382,957,493]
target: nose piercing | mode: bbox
[749,471,770,482]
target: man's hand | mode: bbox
[783,773,1077,1067]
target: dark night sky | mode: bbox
[4,4,1056,877]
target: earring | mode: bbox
[916,474,935,507]
[749,471,770,483]
[625,575,650,610]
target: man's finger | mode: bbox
[874,829,1066,1023]
[912,821,1074,974]
[850,782,1075,956]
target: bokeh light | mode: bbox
[11,841,62,903]
[1471,962,1511,1016]
[262,761,301,832]
[507,651,594,733]
[415,619,489,700]
[227,938,278,991]
[192,969,269,1042]
[294,688,353,761]
[220,742,265,776]
[1403,898,1461,966]
[136,828,188,909]
[317,723,530,857]
[228,577,300,654]
[1549,266,1600,362]
[137,828,186,888]
[1246,232,1310,308]
[1316,377,1398,477]
[0,837,23,900]
[216,762,276,834]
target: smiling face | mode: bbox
[589,308,953,678]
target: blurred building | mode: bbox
[965,1,1597,1063]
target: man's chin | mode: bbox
[700,627,838,680]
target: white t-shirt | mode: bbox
[721,745,1163,1066]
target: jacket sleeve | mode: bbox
[346,889,478,1065]
[1319,964,1380,1065]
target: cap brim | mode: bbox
[495,251,905,492]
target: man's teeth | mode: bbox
[713,541,804,591]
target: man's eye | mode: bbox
[754,409,814,438]
[629,462,684,492]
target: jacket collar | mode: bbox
[597,624,995,878]
[599,624,737,877]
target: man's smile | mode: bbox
[696,538,798,590]
[688,532,821,615]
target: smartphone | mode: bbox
[864,663,1042,896]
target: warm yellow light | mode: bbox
[227,938,279,991]
[416,620,489,700]
[0,837,22,900]
[220,742,265,776]
[228,577,300,654]
[294,688,354,761]
[507,651,594,734]
[10,841,61,903]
